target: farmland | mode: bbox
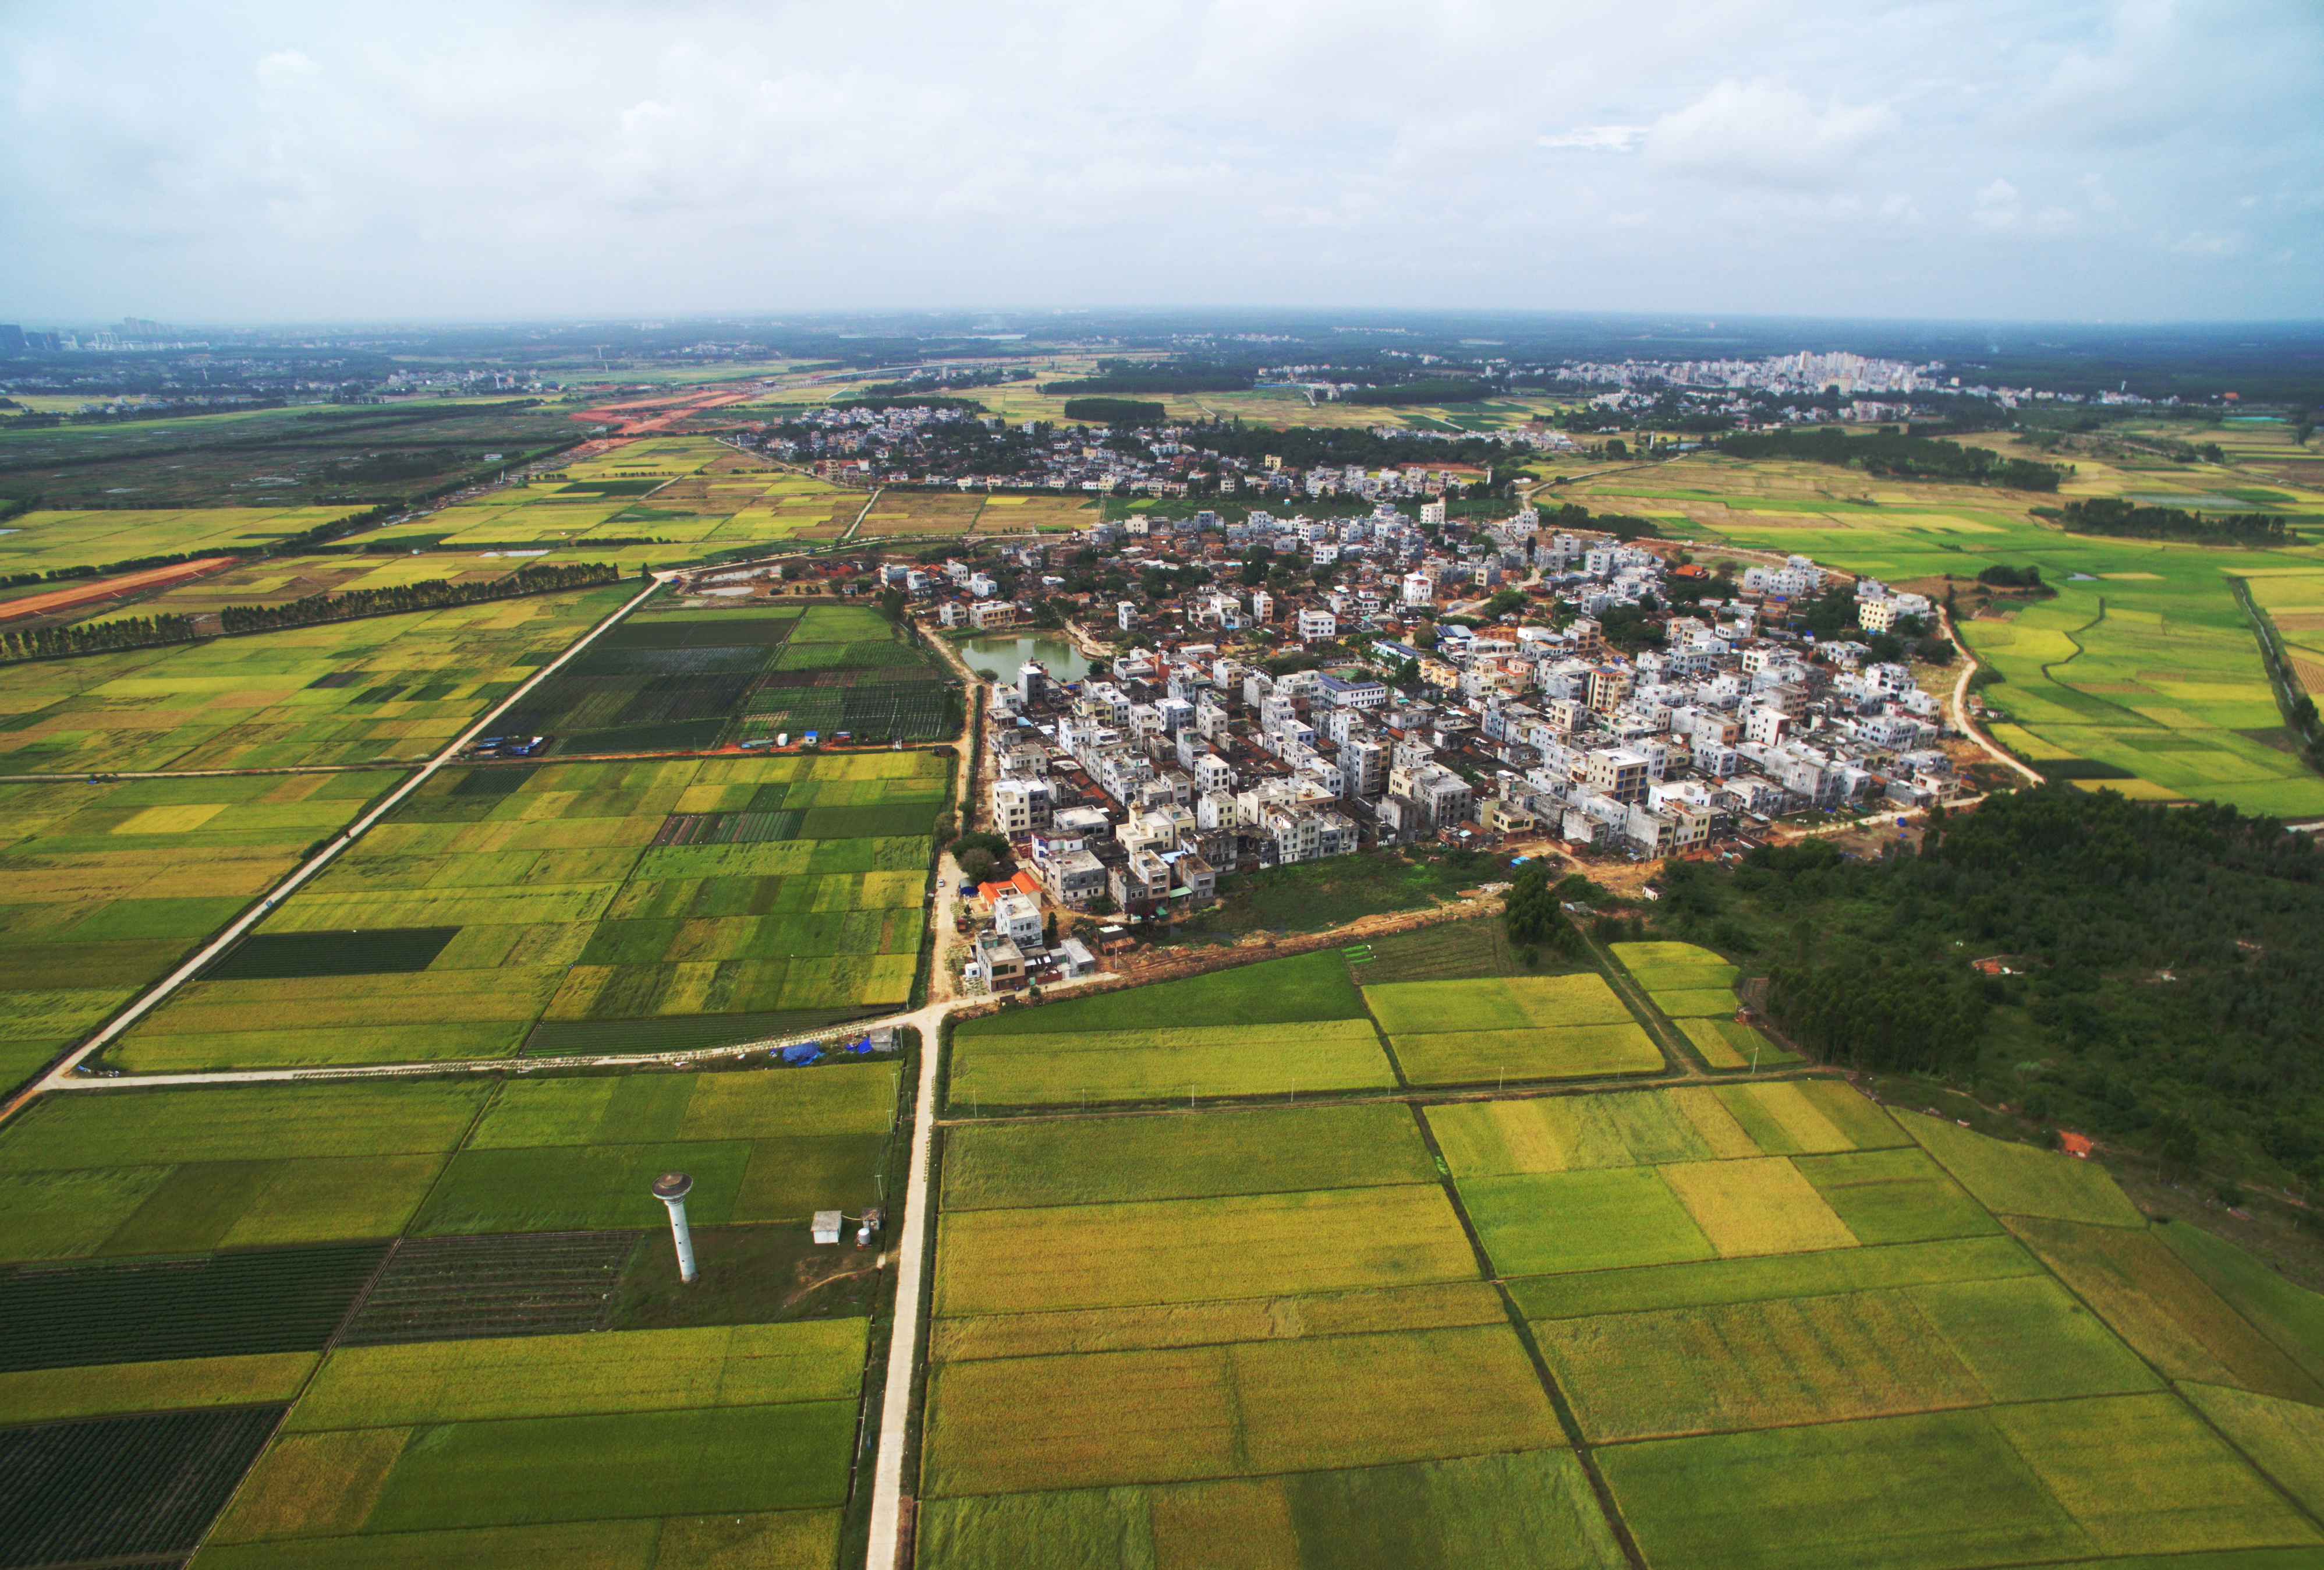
[484,597,954,755]
[353,436,880,565]
[105,747,945,1070]
[916,949,2324,1570]
[0,399,581,513]
[919,1097,1612,1565]
[1561,445,2324,815]
[728,603,960,749]
[0,579,637,772]
[0,769,404,1094]
[1363,972,1660,1085]
[0,505,381,579]
[1608,939,1798,1069]
[943,925,1696,1106]
[0,1059,897,1569]
[947,950,1398,1108]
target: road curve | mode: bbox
[1938,607,2043,785]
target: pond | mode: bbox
[959,633,1094,684]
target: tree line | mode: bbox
[2040,497,2296,545]
[2,561,623,662]
[1717,427,2066,490]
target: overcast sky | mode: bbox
[3,0,2318,326]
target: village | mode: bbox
[901,496,1967,993]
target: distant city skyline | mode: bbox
[3,0,2318,323]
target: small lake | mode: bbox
[961,633,1093,684]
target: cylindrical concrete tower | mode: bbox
[652,1171,697,1283]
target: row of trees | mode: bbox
[3,561,623,662]
[2,611,199,660]
[217,561,623,634]
[2043,497,2295,545]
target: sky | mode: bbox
[3,0,2319,326]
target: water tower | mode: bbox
[651,1171,697,1283]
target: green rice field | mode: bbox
[350,436,887,567]
[0,769,404,1094]
[0,1064,895,1262]
[1363,971,1660,1085]
[917,955,2324,1570]
[948,950,1395,1108]
[0,581,638,773]
[1609,939,1803,1069]
[495,599,955,756]
[104,748,944,1071]
[0,1056,895,1566]
[0,507,362,579]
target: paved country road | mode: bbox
[1939,605,2043,786]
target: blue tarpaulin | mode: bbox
[780,1044,820,1065]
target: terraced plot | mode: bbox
[105,749,944,1070]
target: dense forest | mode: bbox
[1717,427,2066,490]
[1651,786,2324,1191]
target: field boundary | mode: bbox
[841,486,885,543]
[2231,573,2324,766]
[1410,1099,1649,1568]
[1583,925,1705,1078]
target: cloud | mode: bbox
[1972,178,2022,229]
[2170,229,2244,257]
[1639,78,1900,189]
[1539,126,1642,152]
[0,1,2316,321]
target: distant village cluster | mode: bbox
[911,502,1960,982]
[757,406,1565,496]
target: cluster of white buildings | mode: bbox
[955,516,1959,925]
